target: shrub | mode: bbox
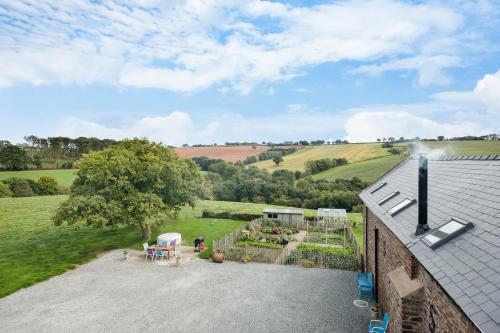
[0,182,12,198]
[61,161,74,169]
[388,147,402,155]
[36,176,60,195]
[201,209,261,221]
[3,178,34,197]
[201,208,215,218]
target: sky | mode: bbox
[0,0,500,146]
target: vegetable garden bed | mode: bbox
[285,244,359,271]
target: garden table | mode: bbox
[148,245,175,259]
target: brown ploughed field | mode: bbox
[175,145,270,162]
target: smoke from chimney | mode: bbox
[415,155,430,236]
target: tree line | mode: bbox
[194,157,365,211]
[0,136,120,170]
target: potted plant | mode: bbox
[241,255,251,263]
[370,303,380,318]
[212,250,224,263]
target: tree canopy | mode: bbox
[53,139,203,240]
[0,144,29,170]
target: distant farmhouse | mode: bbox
[360,155,500,333]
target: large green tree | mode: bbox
[53,139,203,240]
[0,145,29,170]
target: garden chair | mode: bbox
[357,272,373,301]
[369,313,390,333]
[143,242,154,261]
[154,248,166,261]
[169,239,177,257]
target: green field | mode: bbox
[414,140,500,156]
[287,141,500,183]
[0,196,249,297]
[253,143,390,171]
[0,195,364,297]
[0,169,77,188]
[312,155,403,183]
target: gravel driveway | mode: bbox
[0,250,370,333]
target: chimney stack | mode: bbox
[415,155,430,236]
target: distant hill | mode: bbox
[254,141,500,183]
[310,141,500,183]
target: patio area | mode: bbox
[0,249,370,333]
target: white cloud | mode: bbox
[474,69,500,114]
[0,0,470,92]
[188,111,346,143]
[344,111,485,142]
[60,112,193,145]
[344,68,500,142]
[353,55,462,86]
[287,104,308,113]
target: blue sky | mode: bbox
[0,0,499,145]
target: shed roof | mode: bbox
[263,207,304,215]
[359,155,500,333]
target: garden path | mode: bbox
[287,230,307,252]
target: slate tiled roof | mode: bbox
[359,155,500,333]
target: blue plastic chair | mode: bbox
[154,248,165,261]
[369,313,390,333]
[357,272,373,301]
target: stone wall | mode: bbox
[364,207,479,333]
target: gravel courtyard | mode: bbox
[0,250,370,333]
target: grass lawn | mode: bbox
[0,169,77,188]
[348,213,364,250]
[253,143,390,171]
[312,155,403,184]
[0,196,246,298]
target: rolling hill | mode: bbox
[253,143,390,171]
[312,155,403,183]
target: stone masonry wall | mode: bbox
[364,207,479,333]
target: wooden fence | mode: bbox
[212,218,261,253]
[346,223,363,269]
[224,245,286,264]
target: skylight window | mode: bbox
[370,182,387,194]
[388,198,416,216]
[378,191,400,205]
[422,219,473,249]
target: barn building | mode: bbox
[360,155,500,333]
[262,207,304,225]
